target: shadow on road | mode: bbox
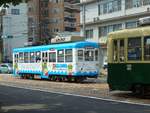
[111,91,150,100]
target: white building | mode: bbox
[2,3,28,62]
[80,0,150,67]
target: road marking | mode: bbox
[1,104,47,112]
[0,83,150,107]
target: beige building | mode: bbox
[80,0,150,67]
[28,0,80,45]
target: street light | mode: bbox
[1,35,8,62]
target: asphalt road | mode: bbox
[0,85,149,113]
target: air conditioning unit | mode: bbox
[139,16,150,26]
[93,17,100,22]
[147,7,150,12]
[93,17,96,22]
[96,17,100,21]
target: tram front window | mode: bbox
[85,50,94,61]
[78,50,84,61]
[144,36,150,60]
[113,40,118,62]
[128,37,141,60]
[119,40,125,62]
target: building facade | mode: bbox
[2,3,28,62]
[28,0,80,45]
[80,0,150,67]
[27,0,40,45]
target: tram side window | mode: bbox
[57,50,64,62]
[36,51,41,62]
[30,52,35,63]
[19,52,24,63]
[113,40,118,62]
[128,37,141,60]
[85,50,94,61]
[119,40,125,62]
[45,52,48,62]
[65,49,72,62]
[42,52,45,62]
[49,52,56,62]
[95,50,98,61]
[42,52,48,62]
[144,36,150,60]
[24,52,29,63]
[78,50,83,61]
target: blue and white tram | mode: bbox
[13,41,100,82]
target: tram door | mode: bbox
[42,52,48,76]
[13,53,19,74]
[113,39,125,63]
[77,48,95,73]
[112,39,127,84]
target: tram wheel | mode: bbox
[75,77,81,83]
[74,77,85,83]
[48,76,52,81]
[67,77,72,82]
[132,84,146,96]
[20,75,24,79]
[30,75,34,80]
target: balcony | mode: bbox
[64,21,76,28]
[64,2,79,10]
[64,12,76,19]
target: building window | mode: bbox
[133,0,141,7]
[99,26,107,37]
[11,9,20,15]
[143,0,150,6]
[42,9,49,17]
[98,0,121,15]
[108,2,113,13]
[28,7,32,12]
[125,0,142,9]
[99,24,122,37]
[125,21,138,29]
[85,29,93,39]
[113,24,122,31]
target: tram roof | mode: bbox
[13,41,99,53]
[108,26,150,39]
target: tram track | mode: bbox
[0,74,150,105]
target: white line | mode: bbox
[1,83,150,107]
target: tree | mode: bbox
[0,0,29,7]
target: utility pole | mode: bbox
[31,22,35,45]
[0,12,3,63]
[82,0,86,38]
